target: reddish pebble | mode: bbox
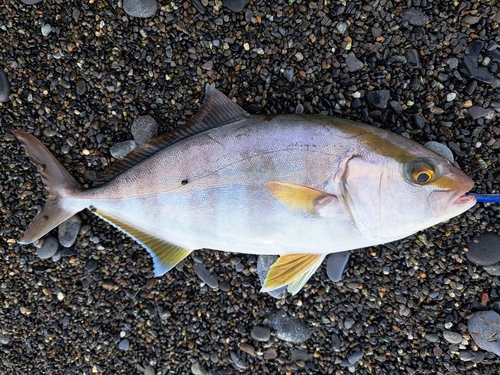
[480,291,489,304]
[263,347,278,359]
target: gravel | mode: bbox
[466,233,500,266]
[2,0,500,374]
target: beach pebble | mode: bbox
[58,215,82,247]
[467,310,500,355]
[251,326,270,342]
[86,259,99,273]
[283,68,295,82]
[257,255,286,298]
[20,0,43,3]
[0,333,11,345]
[0,68,10,102]
[123,0,158,18]
[263,347,278,359]
[193,264,219,288]
[190,361,208,375]
[118,339,129,351]
[219,281,231,292]
[326,251,350,282]
[347,351,364,365]
[468,106,494,120]
[345,52,364,72]
[424,141,454,163]
[402,8,429,26]
[37,236,59,259]
[366,90,390,109]
[41,24,52,36]
[131,115,158,144]
[268,313,311,343]
[223,0,249,12]
[466,233,500,266]
[443,330,463,345]
[331,333,341,351]
[110,140,137,160]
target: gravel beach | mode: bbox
[1,0,500,374]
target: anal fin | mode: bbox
[94,210,191,276]
[261,253,326,295]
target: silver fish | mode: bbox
[13,85,476,294]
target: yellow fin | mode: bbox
[261,254,326,295]
[265,181,335,215]
[94,210,191,276]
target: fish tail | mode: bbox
[13,130,85,244]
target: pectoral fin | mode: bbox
[94,210,192,276]
[265,181,336,215]
[261,253,326,295]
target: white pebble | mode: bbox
[446,93,456,101]
[57,292,64,301]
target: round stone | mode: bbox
[37,236,59,259]
[131,115,158,144]
[219,281,231,292]
[268,313,311,343]
[58,215,82,247]
[251,326,271,342]
[424,141,454,163]
[123,0,158,18]
[110,140,137,160]
[467,310,500,355]
[443,330,462,344]
[466,233,500,266]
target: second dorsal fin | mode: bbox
[94,85,249,187]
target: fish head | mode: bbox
[341,136,476,243]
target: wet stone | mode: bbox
[257,255,286,298]
[33,265,46,273]
[459,350,477,362]
[345,52,364,72]
[411,114,426,129]
[326,251,349,282]
[86,259,99,273]
[193,264,219,288]
[331,333,341,351]
[223,0,250,12]
[0,68,10,102]
[58,215,82,247]
[291,349,311,362]
[110,140,137,160]
[190,361,208,375]
[443,330,462,344]
[268,313,311,343]
[425,333,439,343]
[144,366,155,375]
[41,24,52,36]
[123,0,158,18]
[424,141,454,163]
[263,347,278,359]
[37,236,59,259]
[466,233,500,266]
[468,106,494,120]
[402,8,429,26]
[219,280,231,292]
[131,115,158,144]
[347,351,363,365]
[366,90,390,109]
[406,48,420,68]
[483,264,500,276]
[467,310,500,355]
[118,339,129,351]
[75,79,87,96]
[251,326,270,342]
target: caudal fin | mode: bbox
[13,130,84,244]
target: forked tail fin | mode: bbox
[13,130,84,244]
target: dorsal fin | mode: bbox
[94,85,249,186]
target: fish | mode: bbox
[12,85,476,295]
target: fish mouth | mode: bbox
[452,180,476,207]
[430,179,476,217]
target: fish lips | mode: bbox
[429,179,476,217]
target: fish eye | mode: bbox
[406,160,435,185]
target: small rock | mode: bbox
[483,264,500,276]
[219,280,231,292]
[268,313,311,343]
[339,358,353,367]
[86,259,99,273]
[110,140,137,160]
[37,236,59,259]
[468,106,494,120]
[389,101,403,115]
[201,61,214,71]
[263,347,278,359]
[411,114,426,129]
[193,264,219,288]
[345,52,364,72]
[402,8,429,26]
[51,250,62,262]
[291,349,311,362]
[331,333,341,351]
[257,255,286,298]
[347,351,363,364]
[190,360,208,375]
[406,48,420,68]
[0,333,11,345]
[425,333,439,343]
[251,326,270,342]
[462,15,480,25]
[239,342,256,356]
[123,0,158,17]
[443,330,462,344]
[326,251,349,282]
[424,141,454,163]
[58,215,82,247]
[223,0,250,12]
[283,68,295,82]
[76,79,87,96]
[41,24,52,36]
[20,0,43,3]
[0,68,10,103]
[144,365,155,375]
[467,310,500,355]
[466,233,500,266]
[118,339,129,351]
[459,350,477,362]
[366,90,390,109]
[131,115,158,144]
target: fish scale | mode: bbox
[12,85,476,295]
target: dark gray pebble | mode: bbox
[424,141,454,163]
[257,255,286,298]
[347,351,363,364]
[268,313,311,343]
[33,265,47,273]
[291,349,311,362]
[467,310,500,355]
[466,233,500,266]
[0,68,10,103]
[331,333,341,351]
[86,259,99,273]
[283,68,294,82]
[110,140,137,160]
[58,215,82,248]
[366,90,390,109]
[20,0,43,3]
[468,106,494,120]
[219,280,231,292]
[443,330,462,345]
[339,358,353,367]
[76,79,87,96]
[345,52,364,72]
[402,8,429,26]
[459,350,478,362]
[223,0,250,12]
[326,251,349,282]
[193,264,219,288]
[37,236,59,259]
[51,250,62,262]
[131,115,158,144]
[251,325,271,342]
[123,0,158,18]
[118,339,129,351]
[411,114,426,129]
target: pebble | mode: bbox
[461,40,495,84]
[110,140,137,160]
[263,347,278,359]
[443,330,462,345]
[257,255,286,298]
[251,325,270,342]
[0,334,11,345]
[193,264,219,288]
[268,313,311,343]
[331,333,341,351]
[326,251,349,282]
[37,236,59,259]
[466,233,500,266]
[424,141,454,163]
[20,0,43,3]
[190,361,208,375]
[459,350,478,362]
[118,339,129,351]
[402,8,429,26]
[41,24,52,36]
[347,351,364,365]
[239,342,256,356]
[86,259,99,273]
[223,0,250,12]
[219,280,231,292]
[131,115,158,145]
[468,106,494,120]
[468,311,500,355]
[0,68,10,102]
[283,68,295,82]
[345,52,364,72]
[57,215,82,247]
[425,333,439,343]
[366,90,390,109]
[144,366,155,375]
[123,0,158,18]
